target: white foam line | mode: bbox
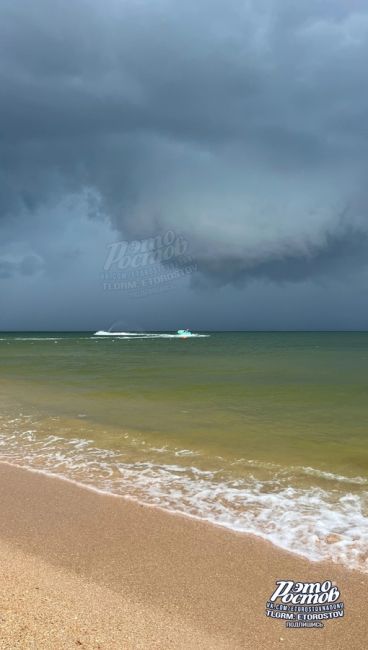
[231,458,368,486]
[294,466,368,485]
[0,459,338,566]
[0,429,367,573]
[1,458,367,574]
[0,459,249,533]
[10,338,64,341]
[0,452,367,573]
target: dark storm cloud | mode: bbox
[193,219,368,287]
[1,0,368,291]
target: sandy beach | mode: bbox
[0,462,365,649]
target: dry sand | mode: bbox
[0,462,366,649]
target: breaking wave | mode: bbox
[0,416,367,574]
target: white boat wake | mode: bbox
[94,330,209,339]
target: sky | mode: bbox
[1,0,368,330]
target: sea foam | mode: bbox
[0,419,367,573]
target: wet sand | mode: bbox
[0,462,366,649]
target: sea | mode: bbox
[0,331,367,572]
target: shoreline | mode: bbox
[0,458,366,574]
[0,462,366,648]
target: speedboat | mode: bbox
[177,329,193,338]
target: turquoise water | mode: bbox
[0,331,367,570]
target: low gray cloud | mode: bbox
[192,219,368,287]
[0,254,44,279]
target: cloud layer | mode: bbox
[1,0,368,327]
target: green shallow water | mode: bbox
[0,331,367,477]
[0,331,367,571]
